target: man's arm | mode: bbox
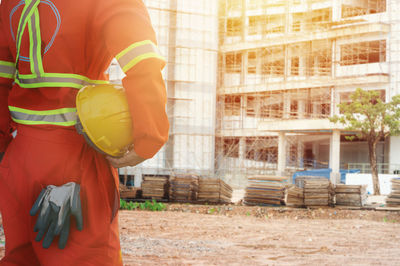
[0,11,15,158]
[96,0,169,166]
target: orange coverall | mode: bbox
[0,0,169,265]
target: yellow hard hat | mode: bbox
[76,84,133,157]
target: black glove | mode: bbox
[30,182,83,249]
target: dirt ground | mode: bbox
[2,205,400,265]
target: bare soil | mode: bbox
[2,205,400,265]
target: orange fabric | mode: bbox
[0,125,122,265]
[0,0,169,264]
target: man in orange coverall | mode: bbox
[0,0,169,265]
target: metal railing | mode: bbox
[346,163,400,174]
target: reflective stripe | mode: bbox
[16,0,39,67]
[0,61,16,79]
[9,106,77,126]
[116,40,165,72]
[29,10,44,75]
[15,73,109,89]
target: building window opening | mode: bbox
[340,40,386,66]
[225,53,242,73]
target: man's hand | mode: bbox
[106,149,146,168]
[30,182,83,249]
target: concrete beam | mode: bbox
[258,118,347,132]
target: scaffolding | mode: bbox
[215,0,392,187]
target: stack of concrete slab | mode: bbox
[284,185,304,207]
[386,178,400,207]
[198,178,232,204]
[304,178,333,206]
[141,176,169,200]
[244,175,287,206]
[335,184,367,207]
[169,174,199,202]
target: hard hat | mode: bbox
[76,84,133,157]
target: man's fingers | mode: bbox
[34,203,51,233]
[30,189,47,216]
[58,217,70,249]
[54,203,68,235]
[106,150,146,168]
[71,200,83,231]
[42,219,57,249]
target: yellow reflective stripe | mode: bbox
[0,61,15,67]
[15,73,109,89]
[9,106,76,115]
[116,40,165,73]
[9,106,77,127]
[0,61,16,79]
[121,53,165,73]
[16,0,39,66]
[11,118,76,127]
[33,9,44,74]
[115,40,155,60]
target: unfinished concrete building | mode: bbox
[216,0,400,187]
[109,0,219,186]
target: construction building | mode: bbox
[111,0,400,188]
[216,0,400,187]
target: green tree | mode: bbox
[330,88,400,195]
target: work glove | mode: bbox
[30,182,83,249]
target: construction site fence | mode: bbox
[346,163,400,175]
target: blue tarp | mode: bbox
[292,168,360,184]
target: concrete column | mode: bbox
[299,54,306,76]
[278,132,287,175]
[284,45,289,80]
[332,0,342,22]
[329,130,341,184]
[241,51,248,85]
[298,139,304,168]
[283,92,291,119]
[134,168,143,188]
[240,95,247,128]
[298,99,305,119]
[330,87,340,117]
[241,0,248,41]
[239,137,246,161]
[285,0,293,34]
[389,136,400,174]
[331,39,337,78]
[256,49,262,83]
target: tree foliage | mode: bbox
[331,88,400,139]
[330,88,400,195]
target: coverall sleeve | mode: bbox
[95,0,169,159]
[0,13,14,153]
